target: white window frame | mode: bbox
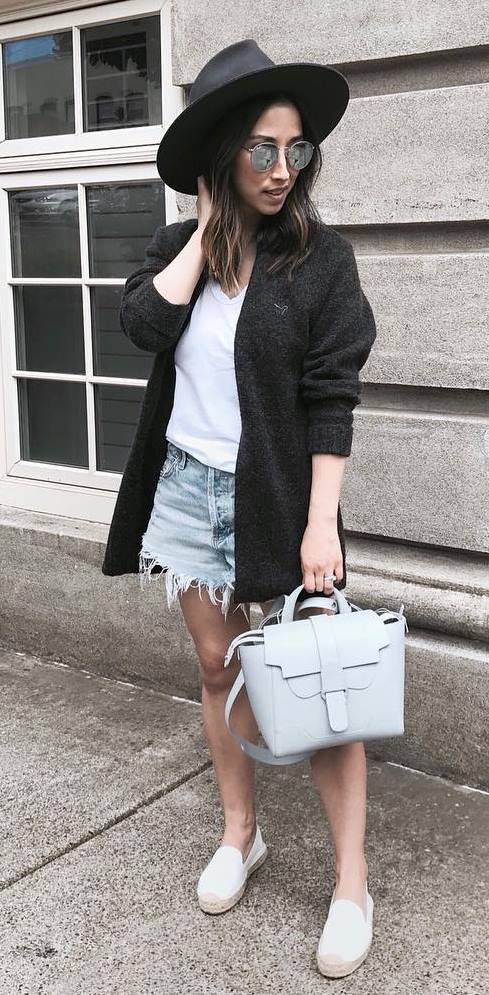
[0,0,185,524]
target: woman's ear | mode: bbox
[201,163,212,194]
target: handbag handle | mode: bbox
[280,583,352,624]
[259,592,338,629]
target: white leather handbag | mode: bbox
[223,584,408,766]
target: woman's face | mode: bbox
[232,102,303,224]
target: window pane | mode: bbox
[18,379,88,467]
[81,17,161,132]
[91,286,153,379]
[95,384,144,472]
[3,32,74,139]
[87,181,165,278]
[14,286,85,374]
[10,187,81,278]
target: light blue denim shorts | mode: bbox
[139,441,251,624]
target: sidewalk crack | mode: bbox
[1,760,212,891]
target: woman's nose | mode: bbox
[270,148,291,179]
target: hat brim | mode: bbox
[156,63,349,194]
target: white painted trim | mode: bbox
[79,180,96,474]
[0,41,5,143]
[72,24,84,136]
[0,143,163,173]
[0,182,21,484]
[8,373,147,386]
[160,0,185,224]
[0,0,164,38]
[0,160,161,185]
[0,473,116,523]
[0,129,165,165]
[9,278,127,285]
[0,213,7,483]
[0,3,116,26]
[10,459,122,492]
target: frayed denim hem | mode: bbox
[138,550,251,626]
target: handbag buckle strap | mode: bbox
[309,615,349,733]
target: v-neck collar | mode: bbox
[209,277,249,304]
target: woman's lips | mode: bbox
[263,189,286,199]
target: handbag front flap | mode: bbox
[263,609,390,682]
[263,610,392,733]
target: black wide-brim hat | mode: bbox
[157,39,349,195]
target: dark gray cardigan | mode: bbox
[101,217,377,603]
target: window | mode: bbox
[8,172,163,476]
[0,2,165,152]
[82,18,161,131]
[0,1,183,522]
[3,19,162,140]
[4,32,75,139]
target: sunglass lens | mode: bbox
[251,145,277,171]
[288,141,313,169]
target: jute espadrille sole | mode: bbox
[198,846,268,914]
[317,939,372,978]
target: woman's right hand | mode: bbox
[196,174,213,232]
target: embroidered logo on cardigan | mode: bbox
[273,303,289,316]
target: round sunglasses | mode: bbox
[241,140,315,172]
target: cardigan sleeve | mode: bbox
[120,222,195,353]
[298,238,377,457]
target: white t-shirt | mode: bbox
[165,275,249,473]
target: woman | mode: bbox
[102,40,377,978]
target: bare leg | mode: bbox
[178,589,275,860]
[303,605,369,916]
[310,742,368,916]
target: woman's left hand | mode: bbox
[300,520,343,594]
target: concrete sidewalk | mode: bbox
[0,645,487,995]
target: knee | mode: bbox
[197,640,237,692]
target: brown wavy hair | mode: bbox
[198,92,324,296]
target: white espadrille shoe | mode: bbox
[316,882,374,978]
[197,824,268,914]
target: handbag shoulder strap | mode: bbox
[223,629,264,668]
[224,669,314,765]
